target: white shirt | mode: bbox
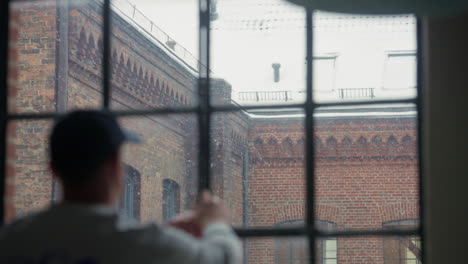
[0,203,242,264]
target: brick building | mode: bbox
[6,1,419,264]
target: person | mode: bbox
[0,110,241,264]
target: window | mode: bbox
[1,1,423,264]
[275,220,337,264]
[163,179,180,221]
[383,52,417,89]
[314,56,337,92]
[317,221,337,264]
[383,220,421,264]
[119,165,141,220]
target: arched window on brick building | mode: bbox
[119,165,141,220]
[163,179,180,221]
[383,219,421,264]
[275,220,337,264]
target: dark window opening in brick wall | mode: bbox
[119,165,141,221]
[275,220,337,264]
[383,220,421,264]
[163,179,181,221]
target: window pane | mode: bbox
[211,110,306,227]
[210,0,306,106]
[384,54,417,90]
[119,165,141,220]
[314,104,420,231]
[312,11,417,103]
[325,239,337,252]
[119,114,198,224]
[5,120,54,221]
[276,240,291,260]
[383,236,422,264]
[110,0,198,110]
[314,58,337,92]
[315,236,420,264]
[9,0,102,114]
[162,179,181,221]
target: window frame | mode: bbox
[162,179,181,221]
[0,2,425,264]
[383,219,421,264]
[312,54,339,93]
[275,220,338,264]
[382,51,417,90]
[119,165,141,220]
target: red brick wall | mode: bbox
[247,116,418,264]
[8,0,202,221]
[7,1,57,219]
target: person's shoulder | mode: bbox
[0,210,43,239]
[116,221,196,248]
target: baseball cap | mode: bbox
[50,110,141,183]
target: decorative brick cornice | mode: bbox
[251,134,417,163]
[69,24,195,109]
[251,157,304,167]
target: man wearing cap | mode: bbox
[0,110,241,264]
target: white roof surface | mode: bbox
[116,0,417,105]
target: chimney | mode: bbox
[272,63,281,82]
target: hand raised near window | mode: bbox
[168,210,202,238]
[168,190,230,238]
[194,190,230,229]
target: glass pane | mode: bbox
[119,114,198,224]
[312,11,417,103]
[383,236,422,264]
[5,120,54,222]
[314,103,420,231]
[9,0,102,114]
[383,238,402,260]
[211,109,306,227]
[246,237,309,264]
[325,239,337,251]
[384,54,417,90]
[315,236,423,264]
[292,240,309,258]
[210,0,306,106]
[110,0,198,110]
[276,240,291,259]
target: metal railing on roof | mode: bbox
[112,0,204,73]
[338,88,375,99]
[237,91,303,102]
[237,88,377,103]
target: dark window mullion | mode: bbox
[4,95,416,120]
[305,7,316,264]
[102,0,112,109]
[0,0,9,226]
[415,18,425,264]
[198,0,212,191]
[234,227,420,238]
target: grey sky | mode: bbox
[116,0,416,104]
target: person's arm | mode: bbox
[156,191,242,264]
[156,222,242,264]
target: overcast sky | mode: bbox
[116,0,416,103]
[126,0,199,55]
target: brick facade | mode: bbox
[246,114,418,264]
[6,1,419,263]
